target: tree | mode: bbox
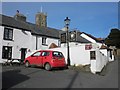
[105,28,120,48]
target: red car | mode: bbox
[24,50,67,70]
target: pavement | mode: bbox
[1,57,119,89]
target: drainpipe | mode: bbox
[36,36,38,50]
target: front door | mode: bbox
[21,48,27,62]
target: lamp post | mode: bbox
[64,17,71,66]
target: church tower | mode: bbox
[35,7,47,27]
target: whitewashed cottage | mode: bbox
[0,11,60,63]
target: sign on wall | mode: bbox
[85,44,92,50]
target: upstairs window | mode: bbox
[42,37,47,45]
[4,27,13,40]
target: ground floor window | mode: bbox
[2,46,12,59]
[90,51,96,60]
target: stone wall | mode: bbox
[117,49,120,56]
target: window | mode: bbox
[53,51,64,58]
[42,51,50,56]
[90,51,96,60]
[42,37,47,45]
[4,27,13,40]
[61,33,66,43]
[2,46,12,59]
[58,40,61,47]
[32,52,41,57]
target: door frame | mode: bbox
[20,48,27,62]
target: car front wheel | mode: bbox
[44,63,51,71]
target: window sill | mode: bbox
[3,39,14,41]
[42,43,48,46]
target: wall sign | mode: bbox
[85,44,92,50]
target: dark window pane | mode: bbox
[2,46,12,59]
[90,51,96,60]
[42,37,46,44]
[9,30,13,39]
[4,27,13,40]
[42,51,50,56]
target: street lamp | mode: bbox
[64,17,71,66]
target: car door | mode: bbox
[41,51,50,64]
[30,51,41,65]
[35,51,43,66]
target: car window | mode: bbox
[42,51,50,56]
[32,51,41,57]
[53,51,64,58]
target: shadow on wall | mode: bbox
[2,69,30,90]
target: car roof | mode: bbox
[37,50,54,52]
[37,50,62,53]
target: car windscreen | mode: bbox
[52,51,64,58]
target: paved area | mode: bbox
[1,57,119,89]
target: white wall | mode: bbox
[50,45,91,65]
[0,26,4,63]
[37,37,59,50]
[90,49,109,74]
[0,27,35,62]
[12,28,35,59]
[0,26,59,63]
[47,38,58,48]
[100,49,114,62]
[50,45,110,74]
[25,37,59,58]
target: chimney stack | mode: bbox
[14,10,27,22]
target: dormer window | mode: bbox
[3,27,13,41]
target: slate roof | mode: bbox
[0,14,60,39]
[76,34,91,43]
[82,32,102,43]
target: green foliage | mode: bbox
[105,28,120,48]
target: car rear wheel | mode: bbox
[25,61,30,67]
[44,63,51,71]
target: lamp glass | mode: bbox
[64,17,70,26]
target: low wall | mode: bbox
[50,45,91,65]
[51,46,109,74]
[25,45,110,74]
[117,49,120,56]
[90,49,109,73]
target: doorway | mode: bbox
[21,48,27,62]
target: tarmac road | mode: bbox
[2,57,119,89]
